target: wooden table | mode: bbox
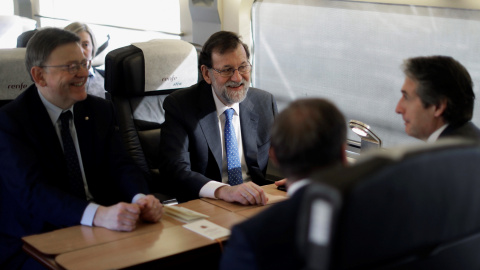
[22,184,287,269]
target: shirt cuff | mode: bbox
[199,181,229,199]
[80,203,100,226]
[132,193,146,203]
[80,194,145,227]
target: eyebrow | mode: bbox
[63,59,88,65]
[218,61,249,69]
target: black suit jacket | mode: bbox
[439,121,480,141]
[159,80,278,202]
[0,84,148,269]
[220,186,307,270]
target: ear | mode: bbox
[433,99,448,118]
[31,66,47,87]
[201,65,212,84]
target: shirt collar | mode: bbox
[88,67,95,78]
[211,87,240,117]
[427,124,448,143]
[37,89,74,125]
[287,179,311,197]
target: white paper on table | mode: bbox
[182,219,231,240]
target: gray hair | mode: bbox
[25,28,80,80]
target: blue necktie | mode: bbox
[59,111,86,199]
[224,108,243,186]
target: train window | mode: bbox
[0,1,14,15]
[252,0,480,148]
[36,0,183,34]
[34,0,188,61]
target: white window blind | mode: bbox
[252,0,480,147]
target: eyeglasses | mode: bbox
[209,63,251,77]
[40,60,92,74]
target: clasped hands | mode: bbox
[93,194,163,231]
[215,182,269,205]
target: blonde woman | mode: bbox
[64,22,106,99]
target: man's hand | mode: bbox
[93,202,141,231]
[135,195,163,223]
[274,178,287,187]
[215,182,268,205]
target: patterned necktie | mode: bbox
[59,111,86,199]
[224,108,243,186]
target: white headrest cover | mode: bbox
[132,39,198,92]
[0,48,31,99]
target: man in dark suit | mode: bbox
[395,55,480,142]
[0,28,163,269]
[219,98,348,270]
[159,31,278,204]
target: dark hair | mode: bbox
[198,31,250,71]
[271,98,346,180]
[402,55,475,125]
[25,28,80,80]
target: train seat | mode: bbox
[0,48,31,107]
[298,138,480,270]
[104,39,198,201]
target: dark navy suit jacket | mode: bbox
[220,186,307,270]
[0,84,148,269]
[159,80,277,202]
[439,121,480,141]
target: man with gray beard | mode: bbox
[159,31,278,204]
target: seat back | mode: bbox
[16,29,37,48]
[299,139,480,270]
[104,39,198,199]
[0,48,31,107]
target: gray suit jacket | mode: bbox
[159,80,278,202]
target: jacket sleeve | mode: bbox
[159,94,215,201]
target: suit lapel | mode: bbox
[26,87,68,178]
[27,87,64,156]
[239,94,259,166]
[197,83,222,173]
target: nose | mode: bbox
[395,99,403,114]
[230,69,242,82]
[77,64,89,77]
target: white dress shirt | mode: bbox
[198,88,250,198]
[287,179,311,197]
[427,124,448,143]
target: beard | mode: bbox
[222,80,249,104]
[212,77,250,105]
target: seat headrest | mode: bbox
[355,137,479,165]
[306,138,480,268]
[105,39,198,96]
[308,138,480,201]
[0,48,31,100]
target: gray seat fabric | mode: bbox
[299,139,480,270]
[0,48,31,107]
